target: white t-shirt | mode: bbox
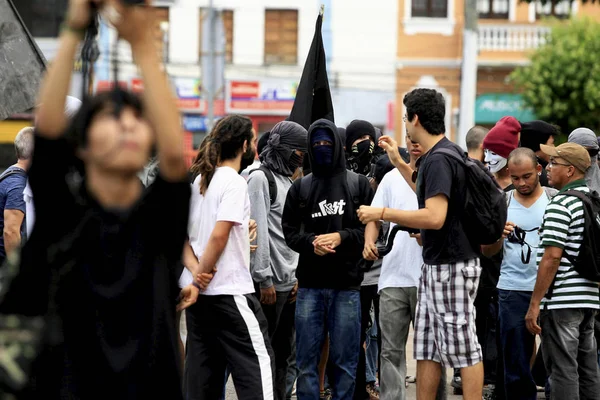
[180,167,254,296]
[23,180,35,239]
[372,169,424,291]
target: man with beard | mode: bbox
[282,119,373,399]
[482,148,556,400]
[183,115,275,399]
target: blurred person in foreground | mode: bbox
[0,0,197,398]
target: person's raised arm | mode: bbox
[108,0,186,181]
[36,0,97,137]
[379,136,416,192]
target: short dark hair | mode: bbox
[67,88,144,148]
[403,88,446,135]
[465,126,489,151]
[508,147,538,168]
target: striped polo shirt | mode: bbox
[537,180,600,310]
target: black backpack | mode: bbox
[432,148,508,246]
[560,190,600,282]
[249,166,278,206]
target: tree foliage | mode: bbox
[510,17,600,134]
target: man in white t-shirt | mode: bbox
[363,136,445,400]
[182,115,274,400]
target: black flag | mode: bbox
[0,0,47,120]
[288,8,334,130]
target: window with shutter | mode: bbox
[478,0,509,19]
[199,9,234,64]
[264,10,298,65]
[411,0,448,18]
[536,0,572,19]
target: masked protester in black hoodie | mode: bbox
[283,119,374,400]
[346,120,377,175]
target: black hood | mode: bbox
[307,118,346,178]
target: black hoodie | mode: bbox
[282,119,374,290]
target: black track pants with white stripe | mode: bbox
[184,294,275,400]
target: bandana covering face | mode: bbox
[485,149,508,174]
[347,140,374,175]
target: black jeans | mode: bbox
[354,285,380,400]
[256,286,296,400]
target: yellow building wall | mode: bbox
[0,120,31,143]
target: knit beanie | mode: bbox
[345,120,376,150]
[483,116,521,159]
[520,120,559,153]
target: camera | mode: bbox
[507,226,526,244]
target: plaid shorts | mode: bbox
[413,258,483,368]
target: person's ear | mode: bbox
[243,140,248,153]
[536,163,542,175]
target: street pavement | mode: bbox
[223,327,546,399]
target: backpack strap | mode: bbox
[345,171,361,209]
[543,186,558,199]
[433,148,465,164]
[249,166,278,207]
[0,169,26,185]
[544,189,589,300]
[298,174,313,210]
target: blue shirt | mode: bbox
[497,190,549,292]
[0,166,27,260]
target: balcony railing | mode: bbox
[478,25,551,52]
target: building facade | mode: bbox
[396,0,600,143]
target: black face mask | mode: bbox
[347,140,374,175]
[240,146,256,173]
[289,152,304,171]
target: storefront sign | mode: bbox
[475,94,536,125]
[174,77,203,111]
[227,80,297,115]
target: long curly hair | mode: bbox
[190,114,253,195]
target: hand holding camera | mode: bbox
[502,222,516,240]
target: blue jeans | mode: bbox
[296,288,361,400]
[365,320,378,383]
[498,289,537,400]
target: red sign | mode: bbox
[227,80,296,115]
[231,81,260,98]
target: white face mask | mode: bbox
[484,149,508,174]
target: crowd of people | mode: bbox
[0,1,600,400]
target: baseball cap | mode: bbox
[540,142,591,173]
